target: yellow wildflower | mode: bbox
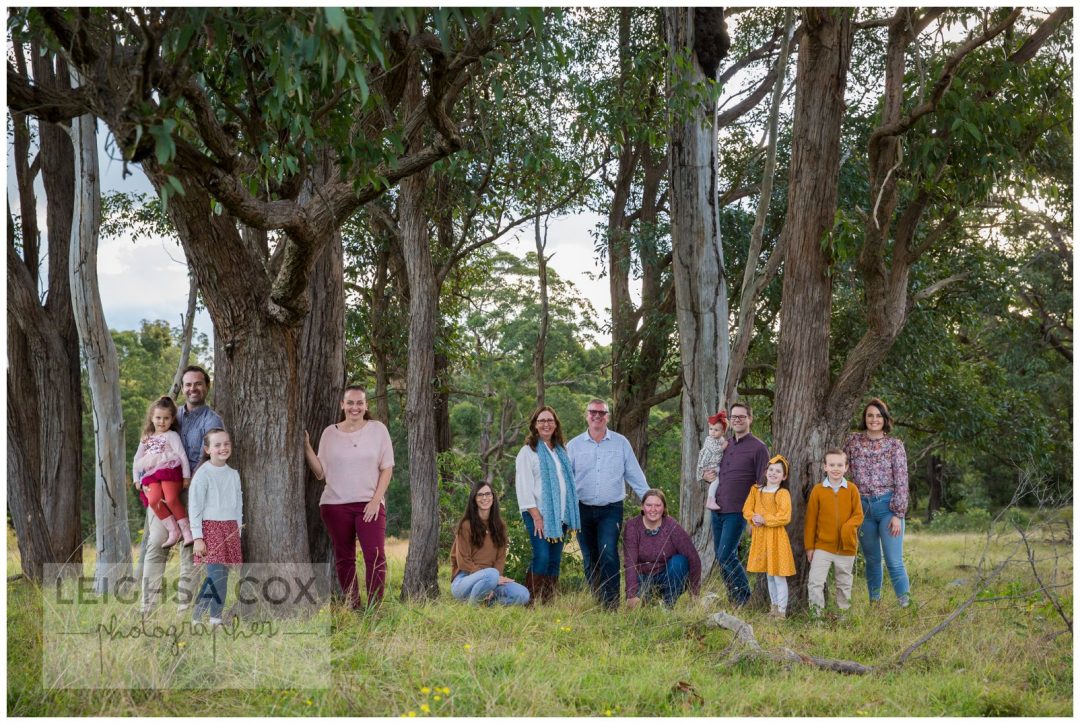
[420,704,431,713]
[463,644,472,651]
[420,687,431,695]
[433,695,441,702]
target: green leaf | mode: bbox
[324,7,348,33]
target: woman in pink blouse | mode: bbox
[843,398,911,607]
[304,386,394,609]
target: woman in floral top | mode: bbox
[843,398,911,607]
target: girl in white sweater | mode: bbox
[189,428,243,625]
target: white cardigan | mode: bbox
[187,463,243,540]
[514,444,568,513]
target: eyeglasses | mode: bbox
[587,410,609,417]
[475,492,494,499]
[536,418,556,425]
[729,415,748,422]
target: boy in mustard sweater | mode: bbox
[804,448,864,613]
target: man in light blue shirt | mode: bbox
[566,399,649,610]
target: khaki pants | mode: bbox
[140,507,195,612]
[807,550,855,611]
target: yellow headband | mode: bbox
[769,454,790,479]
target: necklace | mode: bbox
[337,421,367,447]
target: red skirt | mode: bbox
[195,520,243,565]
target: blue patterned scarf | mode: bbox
[535,441,580,542]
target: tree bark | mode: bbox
[770,9,855,605]
[666,7,730,573]
[68,104,133,593]
[300,155,346,596]
[926,453,943,523]
[6,45,84,578]
[169,273,199,399]
[7,376,57,583]
[400,55,441,600]
[533,214,550,409]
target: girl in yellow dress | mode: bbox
[742,454,796,618]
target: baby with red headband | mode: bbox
[696,410,729,511]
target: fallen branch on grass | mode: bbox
[1016,524,1072,634]
[706,611,874,675]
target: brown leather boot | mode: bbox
[541,575,559,604]
[524,572,538,606]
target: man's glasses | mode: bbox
[587,410,609,417]
[729,415,749,421]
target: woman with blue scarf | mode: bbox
[515,405,580,604]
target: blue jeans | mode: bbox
[522,512,566,577]
[194,563,229,620]
[638,554,690,608]
[578,501,624,609]
[451,569,530,606]
[710,511,750,605]
[859,492,910,600]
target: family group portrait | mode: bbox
[6,6,1072,717]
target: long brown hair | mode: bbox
[525,405,566,451]
[457,482,507,550]
[141,396,179,439]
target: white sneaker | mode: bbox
[208,617,223,625]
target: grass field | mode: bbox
[7,516,1072,716]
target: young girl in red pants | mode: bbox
[133,396,192,547]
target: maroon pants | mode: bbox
[143,465,186,521]
[320,502,386,609]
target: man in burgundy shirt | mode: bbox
[701,401,769,606]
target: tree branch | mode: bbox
[869,9,1022,145]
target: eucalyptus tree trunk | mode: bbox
[168,274,199,399]
[5,46,86,578]
[68,106,133,594]
[666,7,730,573]
[533,214,550,409]
[400,56,441,600]
[770,9,855,604]
[7,380,56,583]
[300,153,347,597]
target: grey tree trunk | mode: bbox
[533,214,550,409]
[68,106,133,594]
[666,7,730,574]
[300,162,347,597]
[400,56,441,600]
[168,274,199,399]
[7,378,57,582]
[5,46,87,577]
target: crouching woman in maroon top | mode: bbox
[623,489,702,609]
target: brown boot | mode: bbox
[541,575,559,604]
[524,572,538,606]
